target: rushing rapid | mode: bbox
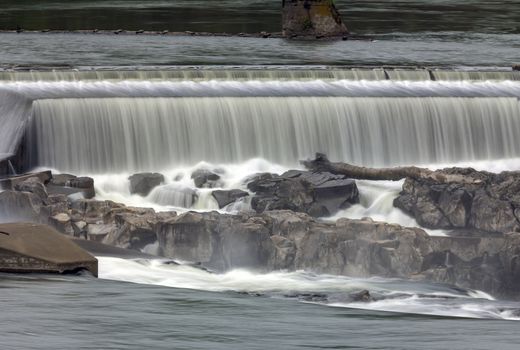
[98,256,520,321]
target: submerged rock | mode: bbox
[247,170,358,217]
[129,172,165,196]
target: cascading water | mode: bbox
[27,96,520,173]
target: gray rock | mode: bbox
[149,209,520,297]
[247,170,358,217]
[129,172,165,196]
[67,176,95,199]
[211,189,249,208]
[394,168,520,234]
[191,169,221,188]
[51,174,77,186]
[14,176,48,201]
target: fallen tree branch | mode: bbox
[301,153,482,184]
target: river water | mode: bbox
[2,1,520,348]
[1,260,520,350]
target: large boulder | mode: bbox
[191,169,221,188]
[247,170,358,217]
[394,168,520,234]
[67,176,96,199]
[129,172,165,196]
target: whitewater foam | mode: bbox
[98,257,520,321]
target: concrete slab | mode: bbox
[0,222,98,276]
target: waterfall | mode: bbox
[26,96,520,173]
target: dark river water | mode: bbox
[1,261,520,350]
[1,0,520,34]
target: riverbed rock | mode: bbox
[247,170,358,217]
[394,168,520,234]
[129,172,165,196]
[191,169,221,188]
[211,189,248,208]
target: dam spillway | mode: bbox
[1,68,520,175]
[27,96,520,173]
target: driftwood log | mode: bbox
[301,153,482,184]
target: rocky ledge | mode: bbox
[1,170,520,297]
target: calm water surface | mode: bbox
[1,271,519,350]
[1,0,519,34]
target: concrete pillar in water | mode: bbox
[282,0,349,38]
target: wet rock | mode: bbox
[87,223,117,242]
[394,168,520,234]
[211,189,248,208]
[50,174,77,186]
[191,169,221,188]
[14,177,48,201]
[247,170,358,217]
[149,184,198,208]
[67,176,95,199]
[0,171,52,189]
[128,172,165,196]
[513,64,520,71]
[103,208,176,251]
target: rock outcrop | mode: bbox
[247,170,358,217]
[282,0,349,38]
[394,168,520,235]
[151,210,520,297]
[3,168,520,297]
